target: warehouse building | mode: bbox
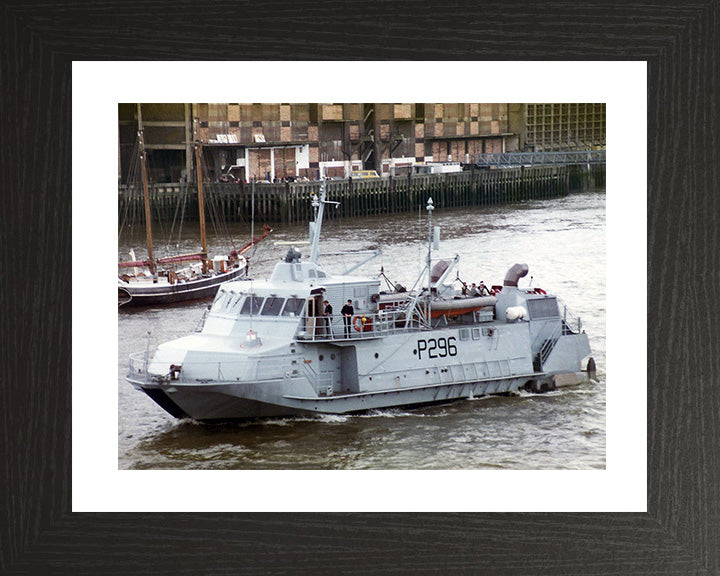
[118,103,605,185]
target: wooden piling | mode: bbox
[119,164,605,225]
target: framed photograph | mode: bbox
[3,2,717,574]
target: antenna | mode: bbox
[426,197,434,290]
[309,183,323,263]
[308,179,339,263]
[243,283,262,348]
[251,177,255,255]
[426,197,434,324]
[248,280,254,330]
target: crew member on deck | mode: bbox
[341,299,354,338]
[323,300,333,338]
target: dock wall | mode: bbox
[119,164,605,225]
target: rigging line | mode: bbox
[219,181,237,249]
[206,183,224,247]
[167,181,184,257]
[176,182,188,247]
[118,186,131,243]
[199,154,218,254]
[226,194,238,250]
[212,184,230,243]
[151,184,167,254]
[151,201,164,259]
[118,138,140,243]
[129,139,140,232]
[174,180,191,247]
[215,181,238,252]
[250,237,273,269]
[142,151,167,253]
[199,154,235,253]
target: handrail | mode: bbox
[474,150,605,167]
[128,351,291,384]
[556,297,582,333]
[295,307,427,342]
[538,322,563,366]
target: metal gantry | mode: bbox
[474,150,606,167]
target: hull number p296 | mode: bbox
[416,337,457,360]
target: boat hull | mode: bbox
[118,266,246,307]
[128,314,593,421]
[129,370,592,422]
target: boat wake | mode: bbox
[257,414,351,426]
[514,388,566,398]
[357,408,421,419]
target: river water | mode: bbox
[118,189,605,470]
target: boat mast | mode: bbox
[251,177,255,253]
[309,179,326,263]
[193,118,208,272]
[137,122,155,275]
[426,197,434,321]
[426,197,434,288]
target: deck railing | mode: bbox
[556,297,583,334]
[128,351,293,385]
[296,307,427,342]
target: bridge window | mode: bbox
[240,296,265,315]
[527,297,559,319]
[282,297,305,317]
[261,297,285,316]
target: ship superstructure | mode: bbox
[128,183,595,421]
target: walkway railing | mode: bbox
[128,351,291,384]
[474,150,605,167]
[556,297,583,334]
[296,307,427,342]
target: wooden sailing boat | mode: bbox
[118,116,271,307]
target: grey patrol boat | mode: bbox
[128,183,596,422]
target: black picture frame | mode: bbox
[3,2,718,574]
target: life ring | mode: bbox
[353,315,372,332]
[353,315,365,332]
[534,287,546,295]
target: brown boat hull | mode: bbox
[118,266,246,307]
